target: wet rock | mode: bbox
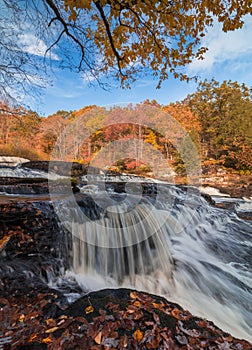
[0,201,71,297]
[21,161,89,177]
[0,177,79,194]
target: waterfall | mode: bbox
[52,183,252,342]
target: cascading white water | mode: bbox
[54,183,252,342]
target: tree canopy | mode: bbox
[1,0,252,103]
[185,79,252,170]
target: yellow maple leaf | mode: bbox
[85,305,94,314]
[42,337,53,344]
[28,334,38,342]
[133,329,143,343]
[133,301,141,307]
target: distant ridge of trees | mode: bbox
[0,79,251,175]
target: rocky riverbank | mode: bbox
[22,161,252,198]
[200,174,252,198]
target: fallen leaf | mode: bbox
[171,308,181,319]
[85,305,94,314]
[0,235,11,252]
[133,329,143,343]
[45,318,56,327]
[18,314,25,322]
[0,298,10,306]
[75,316,89,325]
[94,331,102,344]
[42,336,53,344]
[57,319,66,326]
[102,337,119,347]
[59,315,68,319]
[127,305,137,314]
[28,334,38,342]
[178,321,200,337]
[45,326,59,333]
[146,337,160,349]
[176,334,188,345]
[133,301,141,307]
[119,334,128,347]
[99,309,106,316]
[153,312,160,324]
[133,310,144,320]
[130,291,137,299]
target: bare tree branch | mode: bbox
[94,0,125,76]
[44,0,85,70]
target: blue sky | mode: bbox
[25,15,252,116]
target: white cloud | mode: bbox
[136,79,156,88]
[19,33,59,60]
[187,15,252,74]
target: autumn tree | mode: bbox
[38,112,69,157]
[1,0,252,102]
[185,79,252,170]
[0,102,42,159]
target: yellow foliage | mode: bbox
[133,301,141,307]
[59,0,251,87]
[85,305,94,314]
[42,337,53,344]
[133,329,143,343]
[28,334,38,342]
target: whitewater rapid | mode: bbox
[50,182,252,342]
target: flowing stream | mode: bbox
[51,182,252,342]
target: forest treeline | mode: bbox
[0,79,251,175]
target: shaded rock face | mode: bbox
[0,177,80,195]
[21,161,89,177]
[0,201,71,297]
[0,178,50,194]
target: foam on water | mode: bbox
[0,166,66,180]
[236,198,252,213]
[199,186,230,197]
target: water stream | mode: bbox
[51,183,252,342]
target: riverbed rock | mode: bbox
[0,177,80,194]
[21,160,89,177]
[0,200,72,298]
